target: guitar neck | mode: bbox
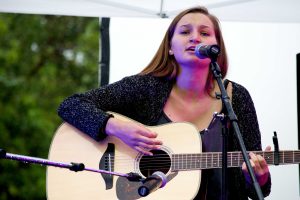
[171,150,300,171]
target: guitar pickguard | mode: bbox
[99,143,115,189]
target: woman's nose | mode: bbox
[189,34,201,44]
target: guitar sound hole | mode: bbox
[139,150,171,177]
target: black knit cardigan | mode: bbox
[58,74,271,199]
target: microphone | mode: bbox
[195,43,220,59]
[138,171,167,197]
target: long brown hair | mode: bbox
[140,6,228,93]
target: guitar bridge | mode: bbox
[99,143,115,190]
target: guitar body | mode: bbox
[47,113,202,200]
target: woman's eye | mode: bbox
[180,30,190,35]
[201,32,209,36]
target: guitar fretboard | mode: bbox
[171,150,300,171]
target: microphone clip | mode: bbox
[138,171,167,197]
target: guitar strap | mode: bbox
[224,79,229,89]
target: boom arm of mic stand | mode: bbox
[209,61,265,200]
[0,148,141,181]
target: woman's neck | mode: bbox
[175,66,210,99]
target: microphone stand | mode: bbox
[0,148,142,181]
[209,56,264,200]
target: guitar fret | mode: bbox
[281,151,284,164]
[295,151,300,163]
[178,154,181,170]
[266,152,273,164]
[283,151,293,164]
[205,154,208,168]
[192,154,195,169]
[207,153,209,168]
[183,154,186,169]
[229,152,233,167]
[173,154,175,170]
[196,154,200,169]
[177,154,180,170]
[190,154,194,170]
[201,153,206,169]
[186,154,189,169]
[208,153,212,168]
[183,154,186,170]
[207,153,210,168]
[188,154,191,169]
[288,151,293,163]
[212,153,216,168]
[184,154,187,170]
[177,154,179,170]
[214,153,217,167]
[187,154,191,170]
[233,152,238,167]
[172,155,176,170]
[186,154,189,170]
[240,153,244,167]
[179,154,183,170]
[218,153,220,168]
[262,152,269,163]
[203,153,205,169]
[234,152,237,167]
[293,151,295,163]
[193,154,197,170]
[178,154,180,169]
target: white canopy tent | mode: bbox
[1,1,300,200]
[1,0,300,23]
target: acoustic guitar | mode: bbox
[46,112,300,200]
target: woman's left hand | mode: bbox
[242,145,271,186]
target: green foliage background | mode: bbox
[0,13,100,199]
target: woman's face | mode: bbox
[170,13,218,67]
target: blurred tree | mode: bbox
[0,13,100,199]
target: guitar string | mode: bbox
[103,153,300,160]
[99,152,300,170]
[104,151,300,160]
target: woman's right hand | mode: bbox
[105,117,163,156]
